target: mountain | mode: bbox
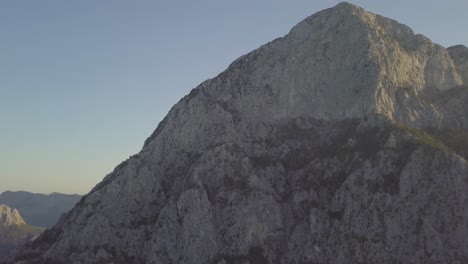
[0,205,25,226]
[10,2,468,263]
[0,192,82,229]
[0,205,43,263]
[0,204,26,226]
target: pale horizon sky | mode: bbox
[1,1,467,195]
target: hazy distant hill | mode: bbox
[0,192,82,228]
[0,204,43,262]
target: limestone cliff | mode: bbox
[0,205,25,226]
[10,2,468,264]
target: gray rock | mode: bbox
[10,2,468,264]
[448,45,468,84]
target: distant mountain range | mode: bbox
[0,191,82,229]
[0,191,81,262]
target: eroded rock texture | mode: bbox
[0,205,25,227]
[10,2,468,264]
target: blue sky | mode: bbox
[1,0,467,195]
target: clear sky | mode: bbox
[1,0,467,195]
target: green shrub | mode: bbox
[394,122,450,152]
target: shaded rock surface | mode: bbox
[10,2,468,264]
[448,45,468,84]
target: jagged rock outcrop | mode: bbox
[0,205,25,226]
[10,2,468,264]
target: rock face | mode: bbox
[448,45,468,84]
[11,2,468,264]
[0,205,43,263]
[0,192,82,228]
[0,205,25,226]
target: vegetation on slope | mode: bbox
[0,224,44,244]
[0,224,44,261]
[394,122,450,152]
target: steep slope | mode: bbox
[11,2,468,264]
[448,45,468,84]
[0,205,43,263]
[0,192,82,228]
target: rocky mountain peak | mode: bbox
[448,44,468,55]
[448,44,468,84]
[0,205,25,226]
[157,0,466,151]
[285,2,463,125]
